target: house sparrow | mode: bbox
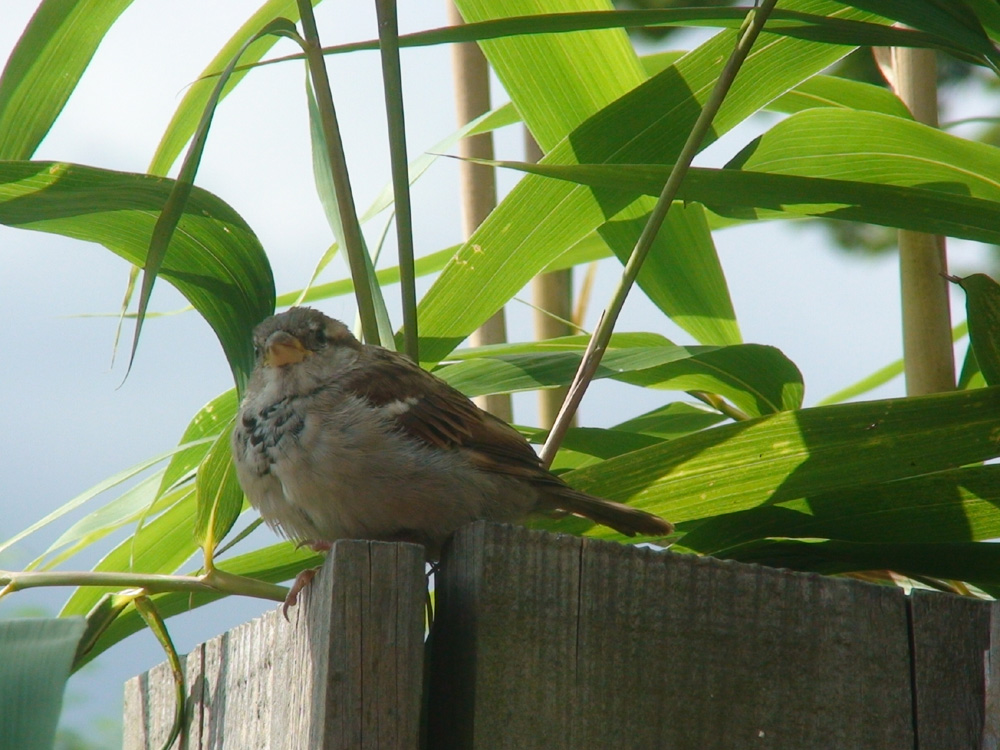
[231,307,672,571]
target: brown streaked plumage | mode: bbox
[231,307,673,562]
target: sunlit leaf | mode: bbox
[0,0,132,159]
[418,1,884,363]
[564,386,1000,531]
[194,422,244,559]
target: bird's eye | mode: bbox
[314,329,329,346]
[253,344,263,359]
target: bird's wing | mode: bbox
[339,348,554,483]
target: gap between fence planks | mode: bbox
[125,523,1000,749]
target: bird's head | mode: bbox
[251,307,362,381]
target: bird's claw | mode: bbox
[282,566,320,621]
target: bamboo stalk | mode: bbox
[448,1,512,420]
[890,47,955,395]
[526,132,577,429]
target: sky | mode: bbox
[0,0,987,743]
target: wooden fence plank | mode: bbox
[427,523,582,750]
[428,522,919,750]
[122,540,426,750]
[910,589,999,749]
[126,523,1000,749]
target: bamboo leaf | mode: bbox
[767,74,912,118]
[718,538,1000,588]
[158,390,239,498]
[59,489,200,620]
[837,0,999,65]
[0,161,274,389]
[0,439,207,559]
[437,341,800,418]
[730,108,1000,200]
[305,75,395,347]
[482,160,1000,246]
[417,1,883,363]
[0,618,86,750]
[0,0,132,159]
[620,344,804,416]
[194,422,244,560]
[679,465,1000,552]
[950,274,1000,386]
[563,386,1000,531]
[132,18,294,389]
[299,9,980,62]
[132,597,184,749]
[613,401,727,437]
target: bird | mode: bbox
[231,307,673,608]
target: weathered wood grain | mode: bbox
[122,540,426,750]
[428,523,977,750]
[127,524,1000,750]
[910,589,999,749]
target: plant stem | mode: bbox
[0,569,288,602]
[296,0,380,343]
[374,0,419,361]
[540,0,778,467]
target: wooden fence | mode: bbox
[124,522,1000,749]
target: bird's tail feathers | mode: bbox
[540,487,673,538]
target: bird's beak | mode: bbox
[263,331,310,367]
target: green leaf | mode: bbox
[950,274,1000,386]
[484,160,1000,246]
[0,0,132,159]
[36,472,165,569]
[0,618,86,750]
[0,439,206,559]
[620,344,804,416]
[310,8,981,62]
[60,488,200,620]
[731,109,1000,201]
[132,596,184,749]
[437,340,800,418]
[305,75,395,348]
[159,390,239,498]
[717,538,1000,588]
[967,0,1000,40]
[680,465,1000,553]
[613,401,727,437]
[521,425,665,461]
[0,161,274,389]
[435,342,703,396]
[563,386,1000,531]
[417,0,883,363]
[767,74,912,118]
[836,0,999,64]
[194,422,244,558]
